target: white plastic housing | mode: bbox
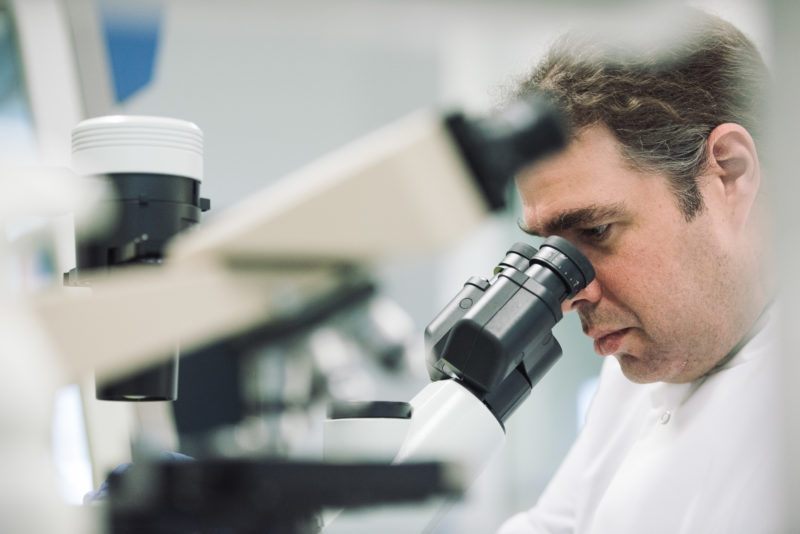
[323,380,505,476]
[324,416,411,463]
[396,380,505,480]
[167,111,489,263]
[321,380,506,533]
[71,115,204,181]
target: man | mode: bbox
[497,8,785,533]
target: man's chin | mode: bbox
[616,353,696,384]
[615,353,665,384]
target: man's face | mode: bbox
[516,125,748,384]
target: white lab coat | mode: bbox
[497,307,787,534]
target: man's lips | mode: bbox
[591,328,631,356]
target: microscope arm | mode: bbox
[32,260,346,384]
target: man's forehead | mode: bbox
[515,124,659,235]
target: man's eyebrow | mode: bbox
[519,203,628,237]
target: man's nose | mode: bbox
[561,278,602,314]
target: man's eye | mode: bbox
[580,224,611,242]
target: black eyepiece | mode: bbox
[531,236,595,299]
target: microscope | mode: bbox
[103,235,593,534]
[28,93,591,533]
[323,236,593,532]
[65,115,211,402]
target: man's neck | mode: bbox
[700,300,773,381]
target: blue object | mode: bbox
[83,451,194,505]
[98,4,162,103]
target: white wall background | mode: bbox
[105,1,777,532]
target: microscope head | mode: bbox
[425,236,594,422]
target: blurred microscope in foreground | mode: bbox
[26,92,575,533]
[65,115,211,402]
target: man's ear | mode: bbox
[704,123,760,229]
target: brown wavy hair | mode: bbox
[514,9,769,219]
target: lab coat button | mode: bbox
[659,410,671,424]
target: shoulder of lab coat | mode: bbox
[495,356,647,534]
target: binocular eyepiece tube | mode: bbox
[425,236,594,422]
